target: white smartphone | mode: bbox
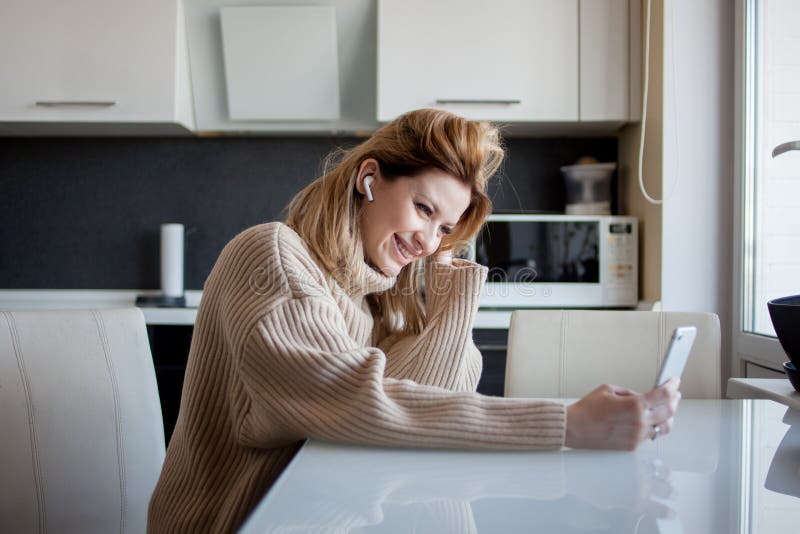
[654,326,697,387]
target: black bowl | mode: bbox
[783,362,800,392]
[768,295,800,368]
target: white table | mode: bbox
[240,400,800,533]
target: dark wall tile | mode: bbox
[0,135,616,289]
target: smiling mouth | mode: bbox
[393,234,414,262]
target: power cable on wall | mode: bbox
[638,0,681,205]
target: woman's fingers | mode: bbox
[652,377,678,396]
[644,400,677,427]
[609,385,638,397]
[565,380,683,450]
[638,379,681,440]
[642,379,681,432]
[566,385,650,449]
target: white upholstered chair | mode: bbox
[0,308,165,533]
[505,310,722,399]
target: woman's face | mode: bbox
[357,162,472,277]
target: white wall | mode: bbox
[661,0,734,379]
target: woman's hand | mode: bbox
[564,378,681,450]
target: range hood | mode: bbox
[184,0,379,135]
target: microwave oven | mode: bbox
[470,214,638,308]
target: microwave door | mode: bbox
[477,220,600,284]
[474,215,640,308]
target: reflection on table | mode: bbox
[240,400,799,533]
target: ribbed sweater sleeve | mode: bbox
[382,259,487,392]
[233,289,565,452]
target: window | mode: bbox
[735,0,800,372]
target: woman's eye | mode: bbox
[415,202,451,235]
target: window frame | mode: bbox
[732,0,787,376]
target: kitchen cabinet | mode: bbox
[0,0,194,135]
[378,0,579,123]
[580,0,640,122]
[474,328,508,397]
[377,0,640,125]
[147,325,193,444]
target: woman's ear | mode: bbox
[356,158,380,195]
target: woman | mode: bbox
[147,109,680,533]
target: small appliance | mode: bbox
[470,214,638,308]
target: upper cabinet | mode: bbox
[580,0,641,122]
[377,0,640,127]
[0,0,640,136]
[0,0,194,135]
[378,0,579,123]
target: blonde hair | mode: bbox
[285,109,504,336]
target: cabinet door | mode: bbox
[579,0,631,121]
[146,325,193,444]
[0,0,183,124]
[473,329,508,397]
[377,0,578,122]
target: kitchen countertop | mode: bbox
[0,290,655,329]
[0,290,514,328]
[0,290,201,325]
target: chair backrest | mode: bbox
[0,308,165,533]
[505,310,721,399]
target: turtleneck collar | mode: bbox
[347,262,397,299]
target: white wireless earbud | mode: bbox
[363,175,375,202]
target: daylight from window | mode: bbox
[748,0,800,336]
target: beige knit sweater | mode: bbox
[147,222,566,533]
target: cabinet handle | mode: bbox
[35,100,117,107]
[475,344,507,351]
[435,99,521,105]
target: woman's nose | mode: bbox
[414,226,440,256]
